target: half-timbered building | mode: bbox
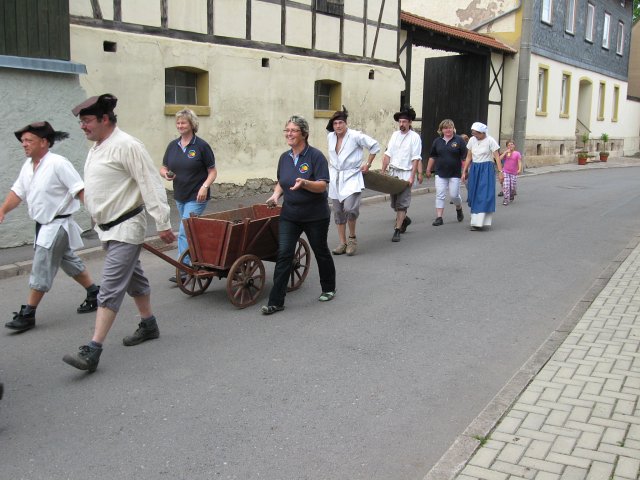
[68,0,403,182]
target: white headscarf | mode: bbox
[470,122,488,133]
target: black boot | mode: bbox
[400,216,412,233]
[391,229,401,242]
[5,305,36,332]
[122,318,160,346]
[63,345,103,373]
[77,286,100,314]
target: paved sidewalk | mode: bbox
[432,233,640,480]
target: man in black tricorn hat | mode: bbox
[382,106,422,242]
[0,121,100,333]
[63,94,176,373]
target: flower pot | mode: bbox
[599,153,609,162]
[577,155,588,165]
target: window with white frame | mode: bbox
[602,13,611,49]
[541,0,553,24]
[616,21,624,55]
[597,82,606,120]
[560,73,571,116]
[585,2,595,41]
[536,66,549,115]
[565,0,576,33]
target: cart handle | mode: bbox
[142,242,197,276]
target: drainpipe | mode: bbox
[513,0,534,171]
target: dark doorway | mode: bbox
[421,54,489,156]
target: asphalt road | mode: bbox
[1,167,639,480]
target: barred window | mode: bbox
[165,68,197,105]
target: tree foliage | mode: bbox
[635,0,640,22]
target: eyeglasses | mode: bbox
[78,118,97,126]
[283,129,301,134]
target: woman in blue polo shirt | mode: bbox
[261,115,336,315]
[160,109,217,281]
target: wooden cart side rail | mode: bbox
[185,217,203,263]
[240,216,274,254]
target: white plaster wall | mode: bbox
[70,0,114,20]
[168,0,208,34]
[285,7,312,49]
[621,100,640,155]
[343,19,365,57]
[500,53,519,140]
[70,26,404,184]
[371,0,396,26]
[344,0,363,17]
[371,27,397,62]
[0,70,92,247]
[69,0,93,17]
[214,0,246,38]
[121,0,161,28]
[314,15,341,53]
[252,2,282,45]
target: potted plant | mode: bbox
[577,132,590,165]
[577,150,589,165]
[599,133,610,162]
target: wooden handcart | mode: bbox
[143,204,310,308]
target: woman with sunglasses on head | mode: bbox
[261,115,336,315]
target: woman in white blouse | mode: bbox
[461,122,503,230]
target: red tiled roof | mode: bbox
[401,10,517,55]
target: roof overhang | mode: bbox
[401,11,517,56]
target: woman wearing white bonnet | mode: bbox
[461,122,503,230]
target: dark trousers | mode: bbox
[268,217,336,307]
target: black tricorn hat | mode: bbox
[393,105,416,122]
[14,121,69,147]
[72,93,118,117]
[326,106,348,132]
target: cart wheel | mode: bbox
[227,254,266,308]
[177,248,213,296]
[287,238,310,292]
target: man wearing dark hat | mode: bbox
[381,106,422,242]
[63,94,176,373]
[326,106,380,256]
[0,122,100,332]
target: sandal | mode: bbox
[318,291,336,302]
[261,305,284,315]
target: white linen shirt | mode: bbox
[467,135,500,163]
[385,129,422,170]
[11,151,84,250]
[327,128,380,201]
[83,127,171,244]
[384,129,422,181]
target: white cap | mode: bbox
[470,122,488,133]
